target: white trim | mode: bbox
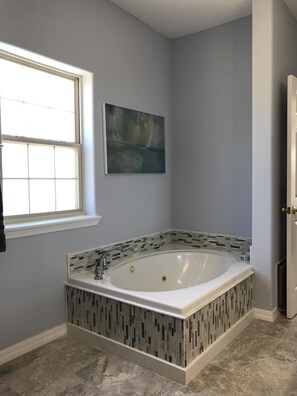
[102,103,108,174]
[254,307,280,322]
[0,324,67,366]
[0,42,88,77]
[5,215,101,239]
[0,41,97,234]
[67,309,254,385]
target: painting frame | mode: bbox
[103,103,165,174]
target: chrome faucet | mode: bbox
[94,245,126,280]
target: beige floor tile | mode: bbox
[188,363,255,395]
[1,317,297,395]
[40,374,100,396]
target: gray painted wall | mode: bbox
[2,0,291,349]
[0,0,171,349]
[171,17,252,237]
[252,0,297,311]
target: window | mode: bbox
[0,54,83,223]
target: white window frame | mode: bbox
[1,53,83,223]
[0,42,101,239]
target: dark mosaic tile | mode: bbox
[67,275,253,369]
[68,229,251,274]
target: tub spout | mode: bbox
[94,245,126,280]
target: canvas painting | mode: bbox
[103,103,165,174]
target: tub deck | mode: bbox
[66,247,253,318]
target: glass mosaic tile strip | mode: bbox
[170,230,251,252]
[66,275,253,368]
[68,230,251,275]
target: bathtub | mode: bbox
[66,248,253,319]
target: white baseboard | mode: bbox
[254,307,280,322]
[1,306,276,373]
[0,323,67,366]
[67,309,254,385]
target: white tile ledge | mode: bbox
[5,215,102,239]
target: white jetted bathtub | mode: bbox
[66,248,253,318]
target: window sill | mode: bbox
[5,215,102,239]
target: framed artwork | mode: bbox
[103,103,165,174]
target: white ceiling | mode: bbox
[108,0,297,39]
[108,0,252,39]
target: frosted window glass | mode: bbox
[23,105,75,142]
[24,104,52,140]
[55,147,78,178]
[2,142,28,178]
[1,99,24,136]
[3,180,29,216]
[0,59,23,101]
[51,109,75,142]
[1,55,81,219]
[50,76,75,111]
[29,180,55,213]
[28,145,54,178]
[56,180,79,211]
[23,66,52,107]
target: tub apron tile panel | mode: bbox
[67,287,183,366]
[183,275,253,366]
[66,275,253,368]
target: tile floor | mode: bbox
[1,315,297,395]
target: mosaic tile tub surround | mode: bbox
[68,229,252,275]
[67,275,253,368]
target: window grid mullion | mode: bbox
[26,143,31,214]
[1,52,82,221]
[3,135,80,148]
[54,146,57,212]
